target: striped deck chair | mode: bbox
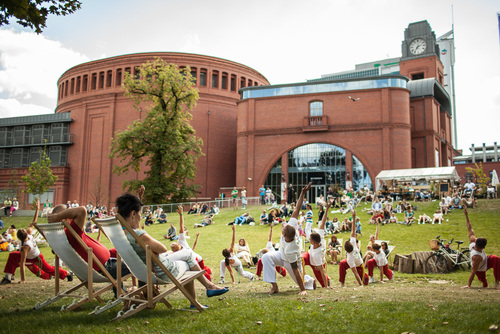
[94,215,206,321]
[34,221,130,313]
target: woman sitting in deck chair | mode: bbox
[116,189,229,304]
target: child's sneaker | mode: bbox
[0,277,11,285]
[218,278,225,284]
[369,276,375,283]
[66,272,74,282]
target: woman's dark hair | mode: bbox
[345,240,353,253]
[222,248,230,258]
[116,193,143,219]
[17,228,28,246]
[224,258,230,266]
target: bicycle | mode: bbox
[425,235,471,274]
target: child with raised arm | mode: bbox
[302,199,332,288]
[220,223,255,284]
[255,223,287,279]
[462,202,500,289]
[366,222,393,283]
[261,183,315,295]
[170,206,212,281]
[338,209,369,287]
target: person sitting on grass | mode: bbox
[260,210,268,225]
[338,209,369,287]
[255,223,287,280]
[302,199,332,288]
[369,209,383,225]
[220,224,255,284]
[432,210,443,225]
[439,198,449,215]
[417,213,431,224]
[170,206,212,282]
[144,213,154,226]
[157,211,168,224]
[462,201,499,289]
[235,238,252,268]
[116,189,228,303]
[404,205,414,225]
[1,202,73,285]
[339,217,350,233]
[261,183,316,295]
[328,234,342,264]
[389,211,398,224]
[163,223,178,240]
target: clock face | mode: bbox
[409,38,427,55]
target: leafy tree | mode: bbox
[22,146,58,205]
[0,0,81,33]
[465,162,490,196]
[110,58,203,204]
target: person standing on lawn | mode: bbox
[366,222,393,283]
[462,200,500,289]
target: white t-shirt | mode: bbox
[374,250,388,267]
[241,190,246,198]
[469,242,487,272]
[346,237,363,268]
[178,233,202,262]
[280,217,301,263]
[24,235,40,259]
[308,228,325,266]
[444,196,452,206]
[465,182,475,190]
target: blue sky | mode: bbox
[0,0,499,153]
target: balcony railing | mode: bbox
[0,134,73,148]
[302,116,328,132]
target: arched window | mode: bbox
[309,101,323,117]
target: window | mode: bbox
[212,70,219,88]
[70,78,75,94]
[65,80,69,96]
[82,75,88,92]
[13,126,29,145]
[29,147,41,164]
[91,73,97,90]
[248,79,253,87]
[49,146,67,166]
[240,77,246,89]
[106,70,112,87]
[230,74,236,91]
[0,149,10,168]
[116,69,122,86]
[29,190,53,205]
[75,76,81,93]
[200,69,207,86]
[411,72,424,80]
[134,67,140,80]
[0,128,12,146]
[11,148,28,167]
[221,72,228,89]
[190,67,197,85]
[50,123,69,143]
[435,149,440,168]
[309,101,323,117]
[31,125,49,144]
[59,83,63,99]
[98,71,104,89]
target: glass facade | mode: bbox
[263,143,372,203]
[352,155,372,191]
[241,77,407,100]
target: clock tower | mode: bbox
[401,20,440,59]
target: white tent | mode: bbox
[375,167,460,190]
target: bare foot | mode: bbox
[298,290,307,295]
[268,283,279,294]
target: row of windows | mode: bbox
[0,146,68,168]
[58,66,261,100]
[0,124,70,147]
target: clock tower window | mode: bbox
[411,72,424,80]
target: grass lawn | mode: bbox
[0,198,499,333]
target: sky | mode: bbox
[0,0,499,154]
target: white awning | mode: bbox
[376,167,460,183]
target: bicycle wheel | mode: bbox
[425,253,448,274]
[457,250,471,271]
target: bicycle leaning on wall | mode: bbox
[425,235,471,274]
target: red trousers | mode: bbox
[366,259,393,279]
[4,252,68,280]
[302,252,329,287]
[256,258,287,277]
[339,258,369,285]
[475,255,500,287]
[197,259,212,281]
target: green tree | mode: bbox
[22,146,58,205]
[110,58,203,204]
[465,162,490,196]
[0,0,81,33]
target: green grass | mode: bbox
[1,199,500,333]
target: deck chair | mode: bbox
[94,215,206,321]
[33,222,130,313]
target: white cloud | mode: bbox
[0,98,53,118]
[0,29,90,117]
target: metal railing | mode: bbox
[145,196,261,214]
